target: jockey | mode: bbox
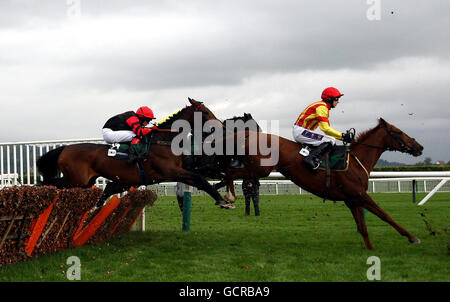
[293,87,352,170]
[102,106,158,163]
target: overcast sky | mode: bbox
[1,0,449,164]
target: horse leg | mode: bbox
[345,201,374,250]
[359,192,420,244]
[48,177,71,189]
[224,179,237,203]
[212,179,226,191]
[177,170,235,209]
[98,182,130,207]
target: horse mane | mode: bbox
[224,113,261,132]
[155,106,190,129]
[350,119,383,149]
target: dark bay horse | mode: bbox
[219,118,423,249]
[184,112,261,180]
[36,98,234,208]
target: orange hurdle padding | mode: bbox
[110,205,133,236]
[25,200,57,256]
[110,187,138,235]
[72,195,121,247]
[72,211,90,240]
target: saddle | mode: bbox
[299,144,350,171]
[106,136,150,160]
[106,139,151,185]
[299,144,350,202]
[106,143,130,159]
[318,145,350,171]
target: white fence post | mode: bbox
[418,179,449,206]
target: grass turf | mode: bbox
[0,192,448,281]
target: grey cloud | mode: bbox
[2,0,446,90]
[1,0,449,164]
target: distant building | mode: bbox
[435,160,446,165]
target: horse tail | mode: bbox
[36,146,65,185]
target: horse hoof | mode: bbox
[223,195,235,203]
[410,238,421,244]
[220,203,235,209]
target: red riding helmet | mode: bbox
[321,87,344,101]
[136,106,155,120]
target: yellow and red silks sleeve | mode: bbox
[316,106,343,140]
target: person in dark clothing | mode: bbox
[175,182,184,212]
[242,178,260,216]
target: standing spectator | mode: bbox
[175,182,184,212]
[242,178,260,216]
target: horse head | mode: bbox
[188,97,222,125]
[378,118,423,156]
[156,98,222,129]
[223,112,262,133]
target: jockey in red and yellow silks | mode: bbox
[294,100,343,141]
[293,87,352,170]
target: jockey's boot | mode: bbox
[303,142,332,170]
[127,147,138,164]
[127,138,140,164]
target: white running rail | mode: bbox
[1,139,448,206]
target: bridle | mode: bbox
[350,123,416,153]
[379,123,417,153]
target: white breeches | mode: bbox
[292,125,336,147]
[102,128,136,144]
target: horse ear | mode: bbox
[379,117,387,126]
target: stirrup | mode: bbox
[311,160,321,170]
[304,158,321,170]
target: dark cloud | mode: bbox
[0,0,449,163]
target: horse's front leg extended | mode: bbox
[359,192,420,244]
[177,170,235,209]
[345,200,374,250]
[212,179,226,190]
[224,179,237,203]
[99,182,130,207]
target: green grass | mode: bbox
[0,193,448,282]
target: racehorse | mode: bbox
[175,113,261,211]
[183,112,261,179]
[36,98,234,209]
[217,118,423,249]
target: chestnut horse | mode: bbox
[219,118,423,249]
[36,98,234,208]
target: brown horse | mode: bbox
[36,98,234,208]
[218,118,423,249]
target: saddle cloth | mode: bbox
[106,140,149,160]
[318,145,350,171]
[106,143,130,159]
